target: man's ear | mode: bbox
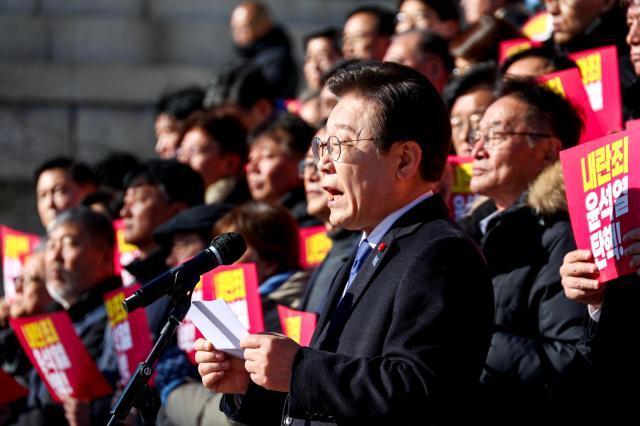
[543,137,561,164]
[395,140,422,181]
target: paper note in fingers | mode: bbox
[186,299,249,359]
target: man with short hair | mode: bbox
[230,1,298,98]
[154,86,205,159]
[120,160,204,335]
[383,30,453,92]
[342,5,395,60]
[34,157,97,229]
[302,28,342,91]
[460,79,589,425]
[195,62,494,425]
[395,0,460,40]
[12,207,120,426]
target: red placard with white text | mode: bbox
[569,46,622,134]
[447,156,479,220]
[103,285,154,384]
[498,38,542,64]
[0,369,29,404]
[205,263,264,334]
[10,312,112,402]
[560,129,640,283]
[538,68,606,143]
[113,219,139,287]
[1,225,40,301]
[277,305,316,347]
[299,226,332,269]
[626,119,640,131]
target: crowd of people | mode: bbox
[1,0,640,424]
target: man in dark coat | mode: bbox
[195,62,495,425]
[459,79,590,425]
[230,1,298,99]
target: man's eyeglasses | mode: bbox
[298,159,318,178]
[471,128,553,151]
[311,136,375,161]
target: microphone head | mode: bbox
[209,232,247,265]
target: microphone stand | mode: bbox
[106,271,199,426]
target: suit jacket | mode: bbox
[224,195,495,425]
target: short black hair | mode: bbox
[500,46,578,77]
[124,159,204,207]
[155,86,205,120]
[204,62,275,110]
[398,30,454,73]
[345,5,396,36]
[93,152,140,192]
[34,156,98,186]
[319,58,367,88]
[328,61,451,182]
[496,78,584,149]
[249,112,315,158]
[49,206,116,250]
[397,0,459,21]
[180,112,248,162]
[442,62,497,110]
[303,27,341,55]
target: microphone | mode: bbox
[123,232,246,313]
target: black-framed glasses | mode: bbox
[471,127,553,151]
[311,136,375,161]
[298,159,318,178]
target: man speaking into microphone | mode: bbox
[195,62,495,425]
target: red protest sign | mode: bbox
[104,285,154,384]
[569,46,622,134]
[298,225,332,269]
[538,68,606,143]
[0,369,29,404]
[205,263,264,334]
[112,219,140,287]
[560,129,640,283]
[10,312,112,402]
[0,225,40,302]
[498,38,542,64]
[447,156,479,221]
[277,305,316,347]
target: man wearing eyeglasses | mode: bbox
[459,79,591,425]
[194,62,495,425]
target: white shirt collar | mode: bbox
[360,191,434,249]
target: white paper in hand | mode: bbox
[186,299,249,359]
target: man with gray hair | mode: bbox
[11,207,120,426]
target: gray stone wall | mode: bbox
[0,0,393,234]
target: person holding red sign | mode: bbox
[195,62,494,425]
[11,207,121,426]
[460,79,591,425]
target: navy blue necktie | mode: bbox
[342,239,373,297]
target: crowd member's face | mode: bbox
[304,37,341,90]
[627,2,640,75]
[246,137,302,203]
[383,33,447,92]
[460,0,503,25]
[120,184,177,252]
[177,128,238,187]
[343,12,389,60]
[166,232,206,267]
[470,96,558,209]
[450,87,493,156]
[318,94,399,233]
[11,252,51,317]
[230,3,267,47]
[396,0,457,39]
[155,113,180,159]
[45,222,111,308]
[303,135,330,222]
[37,168,87,229]
[546,0,613,45]
[504,56,556,77]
